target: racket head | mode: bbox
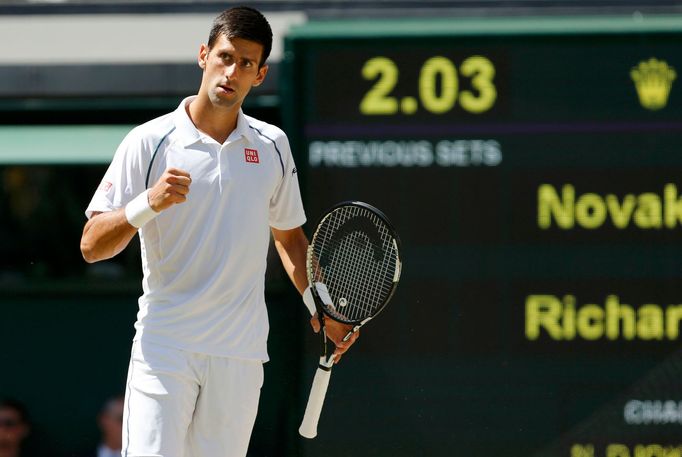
[306,201,402,325]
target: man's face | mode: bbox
[0,407,28,456]
[98,398,124,449]
[198,34,268,110]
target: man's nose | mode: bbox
[226,63,237,79]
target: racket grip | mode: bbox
[299,366,332,439]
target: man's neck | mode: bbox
[101,439,120,451]
[0,448,19,457]
[187,95,239,144]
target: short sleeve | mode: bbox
[269,134,306,230]
[85,128,148,219]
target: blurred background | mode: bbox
[1,0,682,456]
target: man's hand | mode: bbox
[310,313,359,363]
[148,168,192,212]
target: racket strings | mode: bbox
[343,209,394,319]
[328,230,374,320]
[310,205,399,323]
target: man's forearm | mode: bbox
[272,227,309,294]
[80,209,138,263]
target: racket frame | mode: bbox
[306,200,402,328]
[299,200,402,439]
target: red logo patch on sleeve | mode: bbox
[99,181,113,192]
[244,148,260,164]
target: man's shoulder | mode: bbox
[129,111,177,142]
[243,114,287,143]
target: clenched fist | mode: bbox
[148,168,192,212]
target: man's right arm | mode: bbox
[80,167,191,263]
[80,210,138,264]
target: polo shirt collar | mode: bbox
[174,96,202,147]
[174,96,256,147]
[234,109,257,145]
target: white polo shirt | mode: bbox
[86,96,306,361]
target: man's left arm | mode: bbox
[271,226,359,359]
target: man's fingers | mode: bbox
[148,186,190,212]
[167,175,192,187]
[332,328,359,358]
[345,327,359,341]
[166,167,191,178]
[168,190,187,203]
[168,183,190,195]
[148,168,193,212]
[332,333,358,363]
[310,315,321,334]
[336,331,358,349]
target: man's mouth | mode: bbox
[219,84,235,94]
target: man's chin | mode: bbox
[210,93,239,108]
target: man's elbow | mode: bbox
[80,239,97,263]
[80,236,106,264]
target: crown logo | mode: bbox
[630,58,676,110]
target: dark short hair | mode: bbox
[208,6,273,68]
[0,398,30,425]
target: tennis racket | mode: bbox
[298,201,402,439]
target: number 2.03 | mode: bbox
[359,55,497,116]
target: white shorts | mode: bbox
[122,339,264,457]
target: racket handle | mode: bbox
[299,366,332,439]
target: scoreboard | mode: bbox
[282,15,682,457]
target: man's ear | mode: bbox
[198,44,209,70]
[253,64,269,87]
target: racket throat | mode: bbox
[318,360,334,371]
[319,355,335,370]
[319,326,335,369]
[342,316,372,342]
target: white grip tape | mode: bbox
[125,190,158,228]
[299,366,332,439]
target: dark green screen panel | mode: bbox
[284,15,682,457]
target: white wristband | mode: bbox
[303,283,334,316]
[125,190,159,228]
[302,286,316,316]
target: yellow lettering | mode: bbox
[604,445,682,457]
[419,57,458,114]
[359,57,399,115]
[576,193,607,229]
[608,444,631,457]
[665,184,682,228]
[665,306,682,339]
[606,295,636,340]
[635,444,666,457]
[571,444,595,457]
[563,295,576,339]
[657,445,676,457]
[538,184,574,229]
[526,295,563,340]
[536,184,682,231]
[606,194,636,228]
[526,296,682,342]
[637,305,664,340]
[634,193,663,228]
[577,304,604,340]
[459,56,497,114]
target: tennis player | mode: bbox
[80,7,358,457]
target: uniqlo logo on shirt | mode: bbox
[244,148,260,164]
[99,181,113,192]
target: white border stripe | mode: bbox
[0,12,306,65]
